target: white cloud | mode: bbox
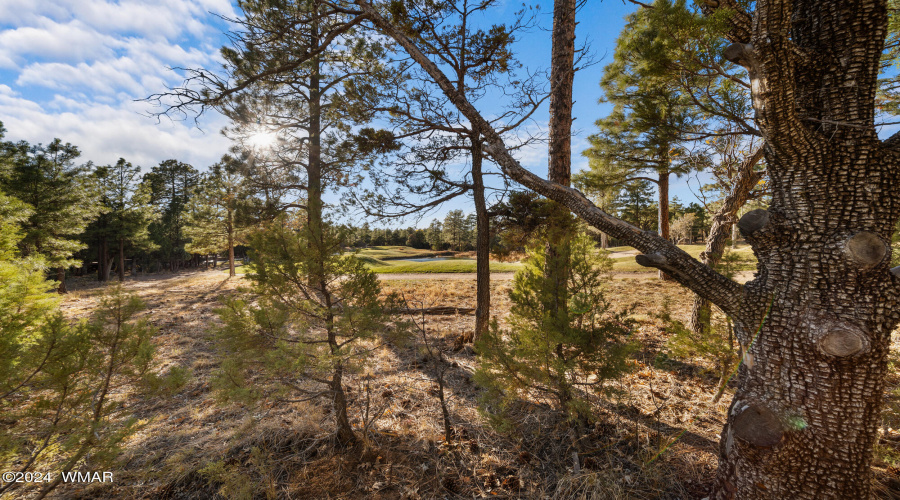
[0,0,239,172]
[0,90,231,169]
[0,20,114,68]
[18,60,144,94]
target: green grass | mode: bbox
[356,246,522,273]
[354,246,451,261]
[230,244,756,275]
[368,258,522,274]
[606,243,757,272]
[231,263,251,275]
[228,257,521,275]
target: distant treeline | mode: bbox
[351,187,721,254]
[0,123,271,290]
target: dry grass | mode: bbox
[39,267,900,500]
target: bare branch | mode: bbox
[357,0,746,319]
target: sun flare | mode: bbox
[247,130,277,151]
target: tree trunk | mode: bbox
[118,237,125,282]
[228,212,235,277]
[98,238,108,281]
[731,215,739,249]
[229,241,236,277]
[472,139,490,342]
[711,205,897,499]
[309,17,356,445]
[331,361,355,446]
[600,231,609,249]
[545,0,577,323]
[56,267,66,294]
[308,29,326,296]
[359,1,900,496]
[707,2,898,497]
[689,147,765,335]
[657,170,672,281]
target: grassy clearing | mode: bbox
[369,258,522,274]
[233,244,756,275]
[358,246,522,273]
[354,245,452,260]
[46,269,900,499]
[228,256,521,274]
[609,244,757,272]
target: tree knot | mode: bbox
[732,403,785,449]
[806,313,870,359]
[737,209,769,238]
[842,231,888,270]
[723,43,756,70]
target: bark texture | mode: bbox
[657,170,671,280]
[359,0,900,497]
[472,140,491,341]
[118,237,126,282]
[545,0,577,324]
[56,267,66,294]
[228,231,235,277]
[701,1,900,497]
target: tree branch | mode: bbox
[357,0,746,319]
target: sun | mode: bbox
[247,129,277,151]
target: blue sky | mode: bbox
[0,0,728,224]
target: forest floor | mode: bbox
[38,266,900,499]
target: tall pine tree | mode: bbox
[0,136,97,292]
[185,158,251,277]
[89,158,157,281]
[142,159,199,271]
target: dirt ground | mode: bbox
[41,267,899,499]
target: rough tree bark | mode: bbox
[56,267,66,294]
[118,237,126,282]
[97,237,109,282]
[358,0,900,497]
[688,146,765,335]
[657,169,671,280]
[227,231,235,277]
[544,0,577,324]
[226,206,235,277]
[472,138,491,341]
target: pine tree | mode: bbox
[359,0,900,494]
[142,159,199,271]
[1,230,180,500]
[212,216,403,445]
[0,192,59,405]
[614,180,656,230]
[358,0,543,343]
[0,137,98,292]
[425,219,443,250]
[89,159,157,281]
[442,210,467,251]
[475,232,636,424]
[185,159,250,277]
